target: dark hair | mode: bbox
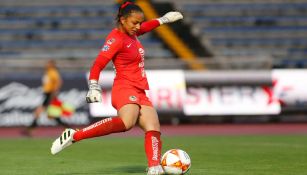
[116,1,143,22]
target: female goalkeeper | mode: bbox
[51,1,183,174]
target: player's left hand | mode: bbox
[157,11,183,25]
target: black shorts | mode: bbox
[42,93,53,107]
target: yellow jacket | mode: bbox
[42,68,62,93]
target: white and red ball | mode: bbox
[161,149,191,174]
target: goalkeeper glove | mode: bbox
[157,11,183,25]
[86,80,102,103]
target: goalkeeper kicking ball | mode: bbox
[161,149,191,174]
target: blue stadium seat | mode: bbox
[176,1,307,67]
[0,3,174,59]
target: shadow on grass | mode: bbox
[117,165,146,173]
[56,165,146,175]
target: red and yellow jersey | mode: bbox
[89,19,160,90]
[42,68,61,93]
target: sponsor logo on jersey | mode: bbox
[127,43,132,48]
[138,48,146,77]
[101,45,110,52]
[129,95,137,102]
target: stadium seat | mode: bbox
[172,0,307,68]
[0,2,174,60]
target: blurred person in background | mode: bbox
[50,1,183,175]
[22,60,70,136]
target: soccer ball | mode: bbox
[161,149,191,174]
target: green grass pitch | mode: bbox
[0,135,306,175]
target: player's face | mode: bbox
[121,11,144,35]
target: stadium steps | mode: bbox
[172,0,307,68]
[0,2,174,59]
[151,1,212,58]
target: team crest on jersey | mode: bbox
[129,96,137,102]
[139,48,144,55]
[107,38,115,45]
[102,45,110,52]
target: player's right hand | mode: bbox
[86,80,102,103]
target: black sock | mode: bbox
[29,119,38,128]
[55,118,70,128]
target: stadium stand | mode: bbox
[0,0,174,61]
[162,0,307,68]
[2,0,307,70]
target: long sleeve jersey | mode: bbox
[89,19,160,90]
